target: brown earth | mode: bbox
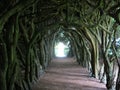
[32,58,107,90]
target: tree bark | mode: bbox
[0,0,38,34]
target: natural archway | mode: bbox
[0,0,120,90]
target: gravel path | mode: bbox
[32,58,107,90]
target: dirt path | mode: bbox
[32,58,106,90]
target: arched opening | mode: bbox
[54,42,70,57]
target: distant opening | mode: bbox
[55,42,69,57]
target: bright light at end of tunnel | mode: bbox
[55,42,66,57]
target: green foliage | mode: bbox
[0,0,120,90]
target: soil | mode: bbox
[32,58,107,90]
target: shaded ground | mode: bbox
[32,58,106,90]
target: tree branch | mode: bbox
[0,0,38,33]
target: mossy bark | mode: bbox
[116,63,120,90]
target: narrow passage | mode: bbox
[32,58,106,90]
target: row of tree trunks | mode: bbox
[0,1,56,89]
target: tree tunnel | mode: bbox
[0,0,120,90]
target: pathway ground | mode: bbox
[32,58,107,90]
